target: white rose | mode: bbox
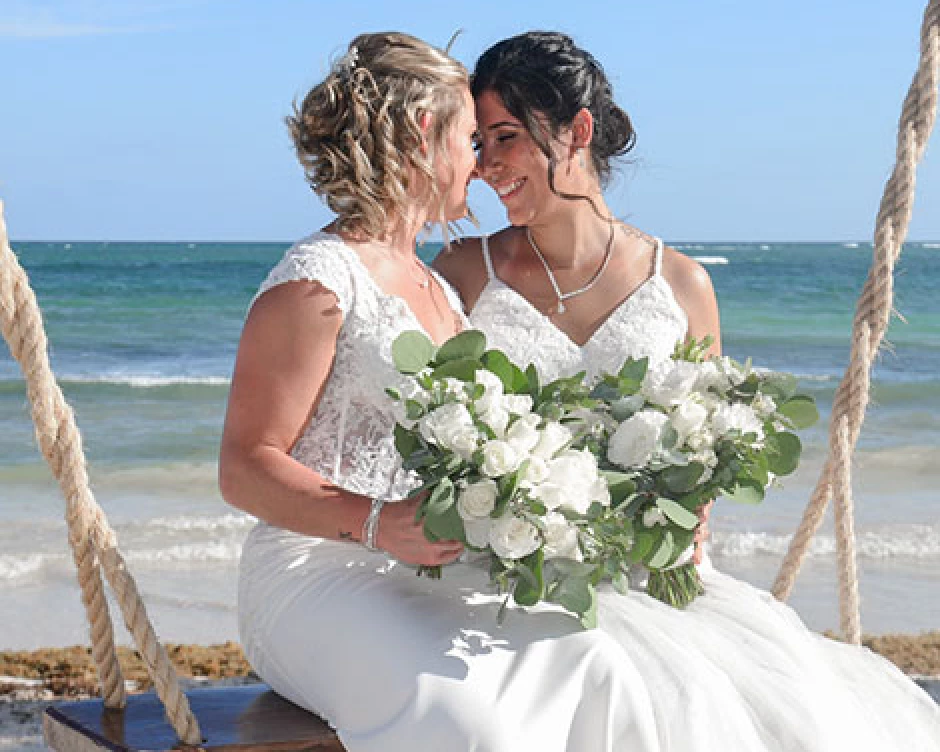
[671,398,708,444]
[569,405,619,436]
[488,514,541,560]
[607,410,669,469]
[399,377,430,407]
[711,402,763,440]
[456,478,498,520]
[418,403,474,446]
[532,421,573,459]
[506,413,541,455]
[479,405,510,437]
[642,360,701,406]
[463,517,492,548]
[542,512,582,561]
[441,377,468,401]
[480,439,522,477]
[535,449,609,515]
[717,356,747,386]
[502,394,534,415]
[693,360,731,393]
[642,506,668,527]
[474,369,504,411]
[446,426,480,460]
[520,455,550,486]
[752,393,777,417]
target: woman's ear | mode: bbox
[570,107,594,152]
[419,111,433,156]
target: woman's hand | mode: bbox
[692,500,714,565]
[374,494,465,567]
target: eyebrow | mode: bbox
[486,120,521,130]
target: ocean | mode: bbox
[1,239,938,650]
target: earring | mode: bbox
[578,151,586,169]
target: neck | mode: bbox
[526,203,613,270]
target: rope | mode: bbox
[0,201,202,746]
[771,0,940,644]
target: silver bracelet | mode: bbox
[362,497,385,551]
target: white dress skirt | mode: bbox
[237,233,940,751]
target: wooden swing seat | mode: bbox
[42,683,345,751]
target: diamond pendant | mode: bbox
[556,300,566,314]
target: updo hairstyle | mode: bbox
[288,32,469,238]
[471,31,635,191]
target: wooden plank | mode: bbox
[42,684,345,751]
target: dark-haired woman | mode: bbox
[434,30,940,751]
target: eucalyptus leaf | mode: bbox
[435,329,487,363]
[618,356,649,386]
[432,357,479,381]
[727,478,765,504]
[656,498,700,530]
[393,423,419,458]
[778,395,819,429]
[766,431,802,476]
[647,530,675,569]
[392,330,437,374]
[661,462,704,494]
[482,350,515,391]
[512,549,544,606]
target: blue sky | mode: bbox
[1,0,937,242]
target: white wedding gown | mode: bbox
[237,231,940,752]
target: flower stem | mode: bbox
[416,565,442,579]
[646,563,705,608]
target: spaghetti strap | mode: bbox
[480,235,495,281]
[652,236,664,277]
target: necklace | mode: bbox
[407,257,431,289]
[525,222,615,314]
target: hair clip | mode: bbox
[334,45,359,79]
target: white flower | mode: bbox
[463,517,492,548]
[752,393,777,417]
[505,413,541,455]
[488,514,541,560]
[642,506,668,527]
[717,356,747,386]
[418,403,475,448]
[607,410,669,469]
[685,427,715,452]
[569,405,619,436]
[479,405,510,437]
[446,426,480,460]
[693,360,731,394]
[399,377,430,407]
[711,402,763,440]
[532,421,573,459]
[520,455,550,485]
[542,512,582,561]
[475,369,504,411]
[441,377,468,401]
[456,479,498,520]
[502,394,534,415]
[480,439,522,477]
[533,449,609,515]
[670,398,708,444]
[642,360,701,406]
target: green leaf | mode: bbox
[482,350,515,391]
[435,329,487,363]
[777,395,819,429]
[618,356,649,386]
[647,530,675,569]
[661,462,704,494]
[656,498,699,530]
[432,357,479,381]
[551,575,595,619]
[385,387,402,401]
[602,471,638,506]
[630,528,657,564]
[392,331,437,374]
[727,478,765,504]
[404,400,426,420]
[393,423,419,458]
[512,549,544,606]
[525,364,541,399]
[423,480,466,542]
[765,431,802,476]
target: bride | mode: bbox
[433,30,940,751]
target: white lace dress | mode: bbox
[237,232,940,752]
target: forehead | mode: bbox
[474,89,518,127]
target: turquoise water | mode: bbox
[0,239,938,647]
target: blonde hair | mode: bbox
[287,32,469,239]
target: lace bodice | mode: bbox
[254,231,468,500]
[468,235,688,381]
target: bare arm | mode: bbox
[218,280,462,566]
[662,249,722,357]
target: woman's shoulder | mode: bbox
[659,243,716,302]
[433,232,499,312]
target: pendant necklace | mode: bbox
[526,221,615,314]
[408,256,431,289]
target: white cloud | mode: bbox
[0,0,184,38]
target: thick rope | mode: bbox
[0,201,202,746]
[772,0,940,643]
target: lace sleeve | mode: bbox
[252,233,355,312]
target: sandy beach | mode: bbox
[1,636,938,750]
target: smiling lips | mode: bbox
[495,177,526,201]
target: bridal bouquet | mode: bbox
[587,337,819,607]
[388,329,613,626]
